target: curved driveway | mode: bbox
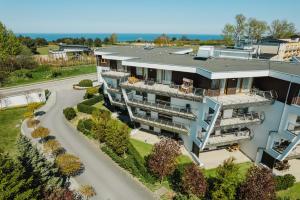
[40,88,155,200]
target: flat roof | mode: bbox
[95,46,300,77]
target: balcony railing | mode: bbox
[206,128,251,147]
[215,111,263,129]
[287,122,300,136]
[132,113,189,135]
[101,69,130,79]
[111,98,126,108]
[127,96,196,120]
[121,79,205,101]
[106,83,121,93]
[287,145,300,159]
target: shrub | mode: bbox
[51,70,62,78]
[27,118,40,128]
[78,79,93,87]
[77,119,94,136]
[238,166,275,200]
[63,107,77,120]
[84,87,98,99]
[44,139,63,156]
[79,185,96,199]
[55,153,82,177]
[77,95,103,114]
[173,193,189,200]
[31,126,50,140]
[181,163,207,198]
[45,89,51,99]
[147,138,181,180]
[105,119,130,155]
[275,174,296,191]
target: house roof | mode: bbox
[95,46,300,77]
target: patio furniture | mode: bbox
[180,78,193,94]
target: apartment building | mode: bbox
[94,46,300,168]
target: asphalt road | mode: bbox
[2,75,155,200]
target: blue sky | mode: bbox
[0,0,299,34]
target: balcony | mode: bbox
[215,111,262,129]
[287,145,300,159]
[110,98,126,108]
[206,128,251,147]
[101,69,130,79]
[211,89,276,109]
[287,122,300,136]
[121,79,205,102]
[132,113,189,135]
[106,84,121,94]
[127,97,196,120]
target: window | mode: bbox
[211,79,220,90]
[192,142,200,157]
[242,78,250,90]
[136,68,144,76]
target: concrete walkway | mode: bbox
[38,89,155,200]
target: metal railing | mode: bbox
[287,122,300,135]
[128,95,196,116]
[250,88,278,101]
[132,113,189,133]
[121,79,205,101]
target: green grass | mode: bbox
[3,65,96,87]
[0,107,27,156]
[204,162,253,178]
[129,138,192,165]
[277,182,300,199]
[37,44,59,55]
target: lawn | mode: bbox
[0,107,27,156]
[277,182,300,199]
[129,138,193,166]
[37,44,59,55]
[203,161,253,178]
[3,64,96,87]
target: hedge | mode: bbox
[275,174,296,191]
[79,79,93,87]
[77,119,94,136]
[101,144,155,184]
[77,95,103,114]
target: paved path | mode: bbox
[3,76,155,200]
[0,73,97,94]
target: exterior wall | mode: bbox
[0,91,46,109]
[240,102,284,161]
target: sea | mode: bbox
[16,33,223,42]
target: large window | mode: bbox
[211,79,221,90]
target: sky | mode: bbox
[0,0,299,34]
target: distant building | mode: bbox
[49,43,92,60]
[254,36,300,61]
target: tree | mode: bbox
[31,126,50,141]
[269,19,296,39]
[147,138,180,180]
[0,152,41,200]
[79,185,96,199]
[181,163,207,198]
[94,38,102,47]
[105,119,130,155]
[55,153,82,177]
[210,157,242,200]
[109,33,118,44]
[17,135,65,189]
[222,24,235,46]
[91,109,111,142]
[154,34,170,46]
[238,166,275,200]
[44,188,75,200]
[247,18,268,41]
